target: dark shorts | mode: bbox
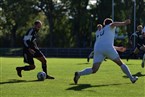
[23,48,44,64]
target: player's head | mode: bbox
[103,18,113,26]
[34,20,42,31]
[97,24,103,30]
[137,25,143,31]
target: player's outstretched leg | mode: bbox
[120,64,138,83]
[73,68,93,84]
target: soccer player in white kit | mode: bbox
[74,18,138,84]
[87,24,126,62]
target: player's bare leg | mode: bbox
[73,62,101,84]
[113,58,138,83]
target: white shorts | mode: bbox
[93,45,119,64]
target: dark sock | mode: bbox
[42,64,48,75]
[23,66,31,71]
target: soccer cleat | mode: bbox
[141,61,144,68]
[87,57,90,62]
[46,75,55,79]
[16,67,22,77]
[131,76,138,83]
[73,72,80,84]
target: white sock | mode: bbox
[78,68,93,76]
[142,54,145,63]
[120,64,133,79]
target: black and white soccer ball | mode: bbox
[37,72,46,81]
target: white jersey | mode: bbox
[93,24,118,63]
[94,24,116,49]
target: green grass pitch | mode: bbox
[0,57,145,97]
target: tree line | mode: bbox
[0,0,145,48]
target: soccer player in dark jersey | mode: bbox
[16,20,55,79]
[127,25,145,68]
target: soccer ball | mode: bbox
[37,72,46,81]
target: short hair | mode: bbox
[137,25,143,29]
[103,18,113,25]
[34,20,42,25]
[97,24,102,28]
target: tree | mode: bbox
[0,0,145,48]
[0,0,40,47]
[60,0,92,47]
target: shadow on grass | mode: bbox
[76,63,90,65]
[66,83,129,91]
[123,72,145,78]
[126,63,137,65]
[0,79,42,85]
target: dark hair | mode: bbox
[34,20,42,25]
[103,18,113,25]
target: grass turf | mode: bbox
[0,57,145,97]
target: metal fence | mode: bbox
[0,48,143,59]
[0,48,92,58]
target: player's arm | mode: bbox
[110,19,131,28]
[114,46,127,52]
